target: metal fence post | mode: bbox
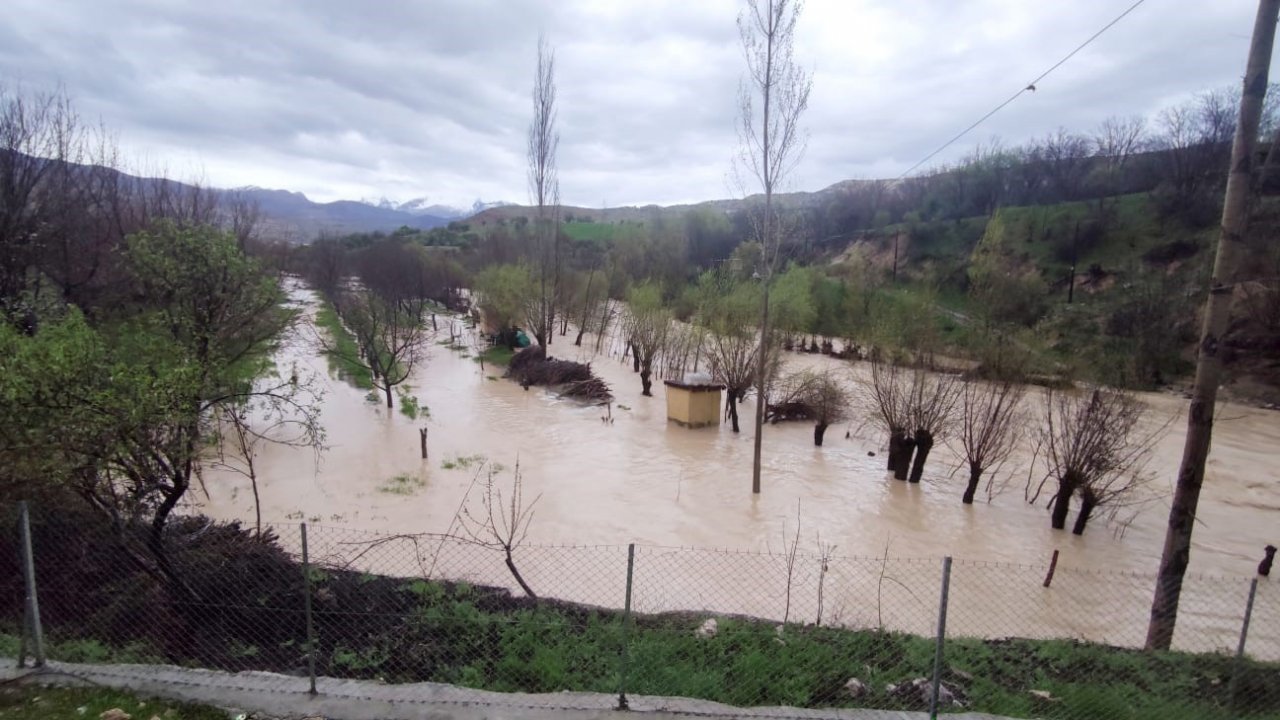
[617,543,636,711]
[301,522,317,695]
[17,501,46,668]
[928,556,953,719]
[1227,577,1259,715]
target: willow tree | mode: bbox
[1030,387,1156,534]
[905,368,961,483]
[698,269,779,432]
[957,379,1025,504]
[772,368,851,446]
[624,283,669,396]
[862,359,912,477]
[737,0,811,494]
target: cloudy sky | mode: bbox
[2,1,1270,209]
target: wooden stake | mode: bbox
[1043,549,1060,588]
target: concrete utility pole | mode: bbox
[1146,0,1279,650]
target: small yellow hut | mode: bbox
[664,376,725,428]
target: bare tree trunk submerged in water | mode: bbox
[1072,490,1097,536]
[814,423,828,446]
[893,436,916,480]
[1049,471,1082,530]
[908,429,934,483]
[962,462,983,505]
[726,392,742,433]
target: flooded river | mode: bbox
[195,280,1280,657]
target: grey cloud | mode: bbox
[3,0,1272,207]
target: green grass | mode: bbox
[378,472,425,495]
[0,632,160,665]
[397,388,428,420]
[997,194,1214,275]
[0,685,226,720]
[290,579,1280,718]
[440,453,486,470]
[315,303,373,389]
[8,574,1277,720]
[562,221,620,244]
[476,345,514,366]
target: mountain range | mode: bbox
[357,196,514,220]
[227,187,454,240]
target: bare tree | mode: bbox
[862,359,913,479]
[956,379,1026,504]
[661,322,703,382]
[905,367,961,483]
[573,267,603,346]
[1151,89,1240,220]
[209,373,324,536]
[1036,128,1094,202]
[460,461,540,599]
[527,35,561,346]
[771,368,851,446]
[327,289,432,408]
[1030,387,1158,535]
[1092,115,1147,196]
[0,85,84,321]
[592,297,619,355]
[304,238,348,298]
[737,0,812,494]
[706,323,778,433]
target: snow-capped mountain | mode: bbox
[359,196,514,220]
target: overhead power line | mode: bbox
[895,0,1150,180]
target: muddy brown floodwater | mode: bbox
[196,280,1280,658]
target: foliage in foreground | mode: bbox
[0,683,226,720]
[3,512,1276,720]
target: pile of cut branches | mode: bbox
[506,346,613,403]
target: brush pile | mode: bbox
[506,346,613,403]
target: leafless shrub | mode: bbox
[662,322,704,381]
[769,368,852,446]
[956,379,1026,504]
[904,367,962,482]
[704,320,781,433]
[1028,386,1164,535]
[460,461,541,598]
[860,359,959,481]
[860,359,913,476]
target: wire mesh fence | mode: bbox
[4,503,1278,719]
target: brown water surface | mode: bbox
[197,280,1280,657]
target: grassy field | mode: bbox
[10,569,1277,720]
[562,221,622,244]
[313,302,374,389]
[476,345,515,366]
[0,684,225,720]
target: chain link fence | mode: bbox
[4,502,1278,719]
